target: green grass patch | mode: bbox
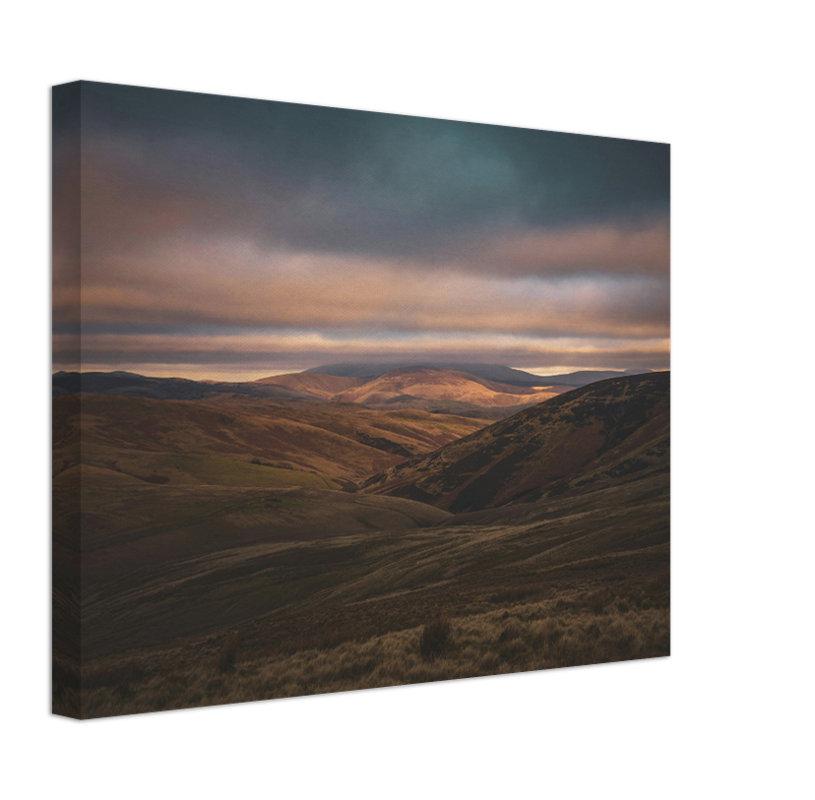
[162,454,340,489]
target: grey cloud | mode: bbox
[79,81,670,263]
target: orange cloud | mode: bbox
[60,242,668,339]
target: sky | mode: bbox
[53,82,670,381]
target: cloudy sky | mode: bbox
[53,82,669,381]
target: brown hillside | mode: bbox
[253,372,364,399]
[52,368,570,419]
[362,372,669,512]
[52,394,489,490]
[333,367,560,408]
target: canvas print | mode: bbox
[52,81,670,719]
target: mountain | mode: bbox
[263,367,560,416]
[331,367,549,406]
[53,365,655,419]
[53,368,557,419]
[304,361,652,387]
[362,371,669,512]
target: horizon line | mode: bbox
[51,364,665,382]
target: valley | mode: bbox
[52,367,670,718]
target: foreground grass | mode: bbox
[69,589,668,718]
[53,472,670,718]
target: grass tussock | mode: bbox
[76,590,669,718]
[218,634,241,673]
[419,614,452,661]
[498,617,523,642]
[587,590,609,615]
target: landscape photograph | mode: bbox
[52,81,670,719]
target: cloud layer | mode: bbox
[53,82,670,378]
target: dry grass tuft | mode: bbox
[498,617,523,642]
[218,634,241,674]
[75,599,669,718]
[587,590,609,615]
[419,614,452,661]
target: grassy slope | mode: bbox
[253,372,364,399]
[52,393,489,490]
[252,367,567,418]
[333,367,560,407]
[363,372,669,512]
[54,482,452,657]
[58,472,668,718]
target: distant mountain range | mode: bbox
[53,364,654,418]
[304,362,652,387]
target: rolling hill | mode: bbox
[52,371,308,402]
[252,372,364,399]
[52,393,488,490]
[329,367,559,408]
[252,366,566,417]
[53,365,654,419]
[362,371,669,512]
